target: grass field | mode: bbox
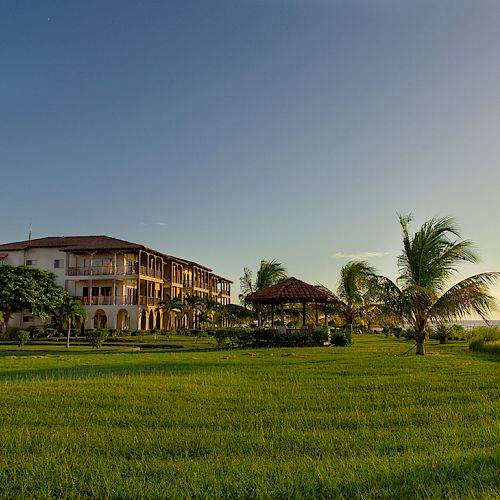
[0,336,498,499]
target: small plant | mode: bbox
[86,329,109,348]
[15,329,30,347]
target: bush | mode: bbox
[433,324,450,344]
[449,324,467,340]
[330,330,352,347]
[44,327,59,338]
[208,326,329,348]
[469,326,500,356]
[403,329,415,341]
[15,329,30,347]
[393,327,403,339]
[86,329,109,348]
[30,327,45,339]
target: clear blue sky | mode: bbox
[2,0,500,316]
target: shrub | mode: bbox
[433,324,450,344]
[86,329,109,348]
[330,330,352,347]
[403,329,415,341]
[393,327,403,339]
[15,329,30,347]
[207,326,328,348]
[30,327,45,339]
[449,324,466,340]
[44,327,59,338]
[469,326,500,356]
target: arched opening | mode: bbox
[116,309,129,332]
[140,309,147,330]
[156,311,161,330]
[94,309,107,329]
[149,310,154,330]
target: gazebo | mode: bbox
[246,277,338,329]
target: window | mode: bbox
[22,315,34,323]
[54,259,64,269]
[26,260,37,266]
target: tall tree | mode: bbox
[0,265,69,337]
[60,297,87,348]
[377,215,499,355]
[332,261,378,334]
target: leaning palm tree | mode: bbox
[239,259,288,305]
[377,215,499,355]
[331,261,378,334]
[60,297,87,349]
[158,296,184,331]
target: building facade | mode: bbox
[0,236,231,331]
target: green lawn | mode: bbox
[0,337,498,499]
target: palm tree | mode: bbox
[183,294,204,329]
[239,259,288,305]
[377,215,499,355]
[158,296,184,331]
[240,259,288,326]
[330,261,378,334]
[60,297,87,349]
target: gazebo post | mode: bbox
[302,301,306,328]
[271,303,274,328]
[315,302,319,326]
[257,304,262,328]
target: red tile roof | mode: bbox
[0,236,146,252]
[0,236,223,277]
[246,277,338,303]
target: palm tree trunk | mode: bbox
[415,330,425,355]
[66,319,71,349]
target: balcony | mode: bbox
[139,266,163,279]
[139,297,160,306]
[182,279,211,290]
[67,264,138,276]
[75,296,137,306]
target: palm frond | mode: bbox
[430,272,500,322]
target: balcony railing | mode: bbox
[67,265,138,276]
[75,296,137,306]
[139,297,160,306]
[139,266,163,279]
[182,279,211,289]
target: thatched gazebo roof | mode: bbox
[246,277,338,304]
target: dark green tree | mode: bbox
[0,265,69,337]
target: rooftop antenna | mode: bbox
[28,220,32,248]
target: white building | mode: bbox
[0,236,232,331]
